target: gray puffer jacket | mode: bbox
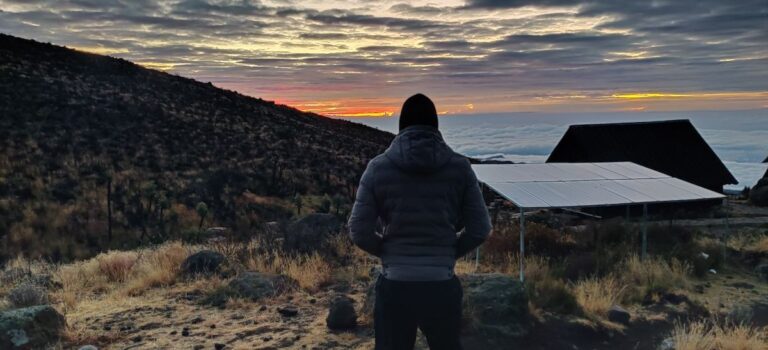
[348,125,492,281]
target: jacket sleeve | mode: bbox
[456,161,492,258]
[348,160,383,257]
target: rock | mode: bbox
[228,272,291,301]
[463,274,530,339]
[0,305,66,349]
[607,305,630,325]
[215,343,226,350]
[729,282,755,289]
[661,293,688,305]
[658,337,675,350]
[278,305,298,317]
[326,295,357,330]
[284,213,341,253]
[181,327,190,336]
[755,262,768,282]
[181,250,225,275]
[79,345,98,350]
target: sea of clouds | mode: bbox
[346,110,768,190]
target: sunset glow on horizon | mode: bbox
[1,0,766,117]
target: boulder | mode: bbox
[0,305,66,349]
[463,274,530,339]
[326,295,357,330]
[228,272,292,301]
[181,250,225,275]
[284,213,341,253]
[607,305,630,325]
[362,273,530,340]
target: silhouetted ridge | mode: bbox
[0,33,393,260]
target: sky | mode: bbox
[1,0,766,116]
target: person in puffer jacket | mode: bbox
[348,93,492,350]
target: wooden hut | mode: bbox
[547,119,736,193]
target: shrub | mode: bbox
[670,320,767,350]
[562,252,598,281]
[620,254,690,302]
[572,276,626,322]
[125,242,188,295]
[484,221,573,261]
[527,277,579,315]
[245,247,333,292]
[647,224,695,251]
[7,282,49,308]
[97,251,138,282]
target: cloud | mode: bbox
[0,0,765,113]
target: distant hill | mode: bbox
[0,34,393,261]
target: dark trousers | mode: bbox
[374,275,463,350]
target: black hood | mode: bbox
[384,125,455,174]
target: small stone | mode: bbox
[103,325,112,331]
[309,298,317,304]
[278,305,299,317]
[259,305,267,311]
[215,343,226,350]
[607,305,630,325]
[131,335,142,342]
[181,250,225,275]
[191,315,204,324]
[658,337,675,350]
[326,295,357,330]
[181,328,190,337]
[262,336,273,341]
[210,324,216,329]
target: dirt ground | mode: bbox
[63,261,767,350]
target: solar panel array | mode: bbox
[472,162,725,209]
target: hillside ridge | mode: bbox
[0,33,392,261]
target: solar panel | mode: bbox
[472,162,724,209]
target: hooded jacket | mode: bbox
[348,125,492,281]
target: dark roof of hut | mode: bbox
[546,119,737,191]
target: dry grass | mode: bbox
[671,320,768,350]
[672,320,716,350]
[50,241,190,311]
[124,242,189,296]
[97,251,138,282]
[727,230,768,254]
[747,236,768,254]
[572,276,626,324]
[620,254,690,302]
[495,253,551,283]
[244,240,333,292]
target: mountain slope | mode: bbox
[0,34,392,260]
